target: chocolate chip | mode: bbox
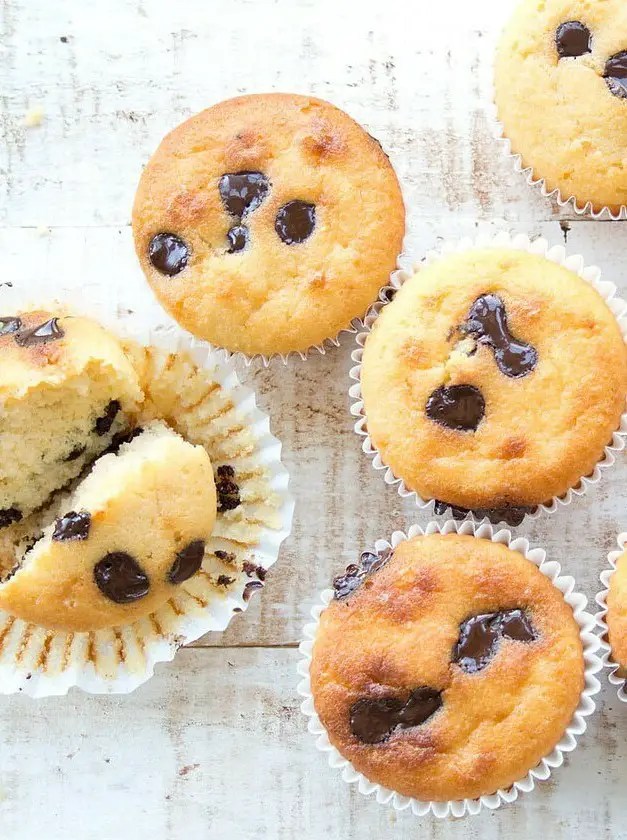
[333,548,392,600]
[604,51,627,99]
[464,294,537,378]
[217,574,235,587]
[243,580,263,601]
[94,552,150,604]
[452,609,537,674]
[425,384,485,432]
[350,686,442,744]
[0,507,22,528]
[167,540,205,585]
[216,468,241,512]
[555,21,591,58]
[432,500,535,527]
[226,224,249,253]
[255,566,267,582]
[219,172,270,217]
[148,233,190,276]
[215,549,236,563]
[15,317,65,347]
[275,200,316,245]
[0,317,22,336]
[64,444,86,462]
[95,400,121,436]
[53,510,91,542]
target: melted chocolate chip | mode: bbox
[452,609,537,674]
[95,400,121,436]
[226,224,249,253]
[243,580,263,601]
[64,444,86,462]
[333,548,392,600]
[275,200,316,245]
[555,21,591,58]
[53,510,91,542]
[243,561,266,581]
[0,508,22,528]
[103,427,143,456]
[217,574,235,587]
[148,233,190,277]
[94,552,150,604]
[15,318,65,347]
[0,317,22,336]
[425,384,485,432]
[350,687,443,744]
[216,466,241,512]
[215,549,236,563]
[433,500,535,527]
[605,51,627,99]
[167,540,205,585]
[464,294,537,378]
[219,171,270,217]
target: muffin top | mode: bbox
[310,533,584,802]
[0,423,217,631]
[132,93,405,356]
[606,550,627,671]
[495,0,627,213]
[360,248,627,510]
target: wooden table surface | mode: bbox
[1,0,627,837]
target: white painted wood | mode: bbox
[1,0,627,836]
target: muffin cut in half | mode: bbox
[0,310,143,527]
[0,422,217,631]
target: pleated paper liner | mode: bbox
[297,519,601,818]
[595,532,627,703]
[349,232,627,525]
[0,284,294,696]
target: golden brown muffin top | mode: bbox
[495,0,627,213]
[607,550,627,672]
[360,248,627,510]
[310,534,584,802]
[132,93,405,356]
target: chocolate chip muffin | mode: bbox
[310,534,584,801]
[606,551,627,672]
[359,248,627,515]
[0,422,217,631]
[132,93,405,356]
[0,311,143,526]
[495,0,627,213]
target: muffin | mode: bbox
[359,248,627,515]
[0,310,143,526]
[310,533,584,802]
[495,0,627,214]
[0,422,217,631]
[132,93,405,357]
[606,551,627,672]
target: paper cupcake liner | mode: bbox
[594,532,627,702]
[297,519,601,818]
[0,281,294,696]
[349,231,627,524]
[489,101,627,220]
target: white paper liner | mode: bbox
[594,532,627,702]
[297,519,601,818]
[349,231,627,523]
[0,281,294,696]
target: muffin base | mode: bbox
[297,519,601,818]
[349,232,627,524]
[0,285,294,696]
[595,533,627,703]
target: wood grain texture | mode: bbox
[1,0,627,836]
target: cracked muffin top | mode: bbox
[495,0,627,213]
[132,93,405,357]
[359,248,627,512]
[310,533,584,802]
